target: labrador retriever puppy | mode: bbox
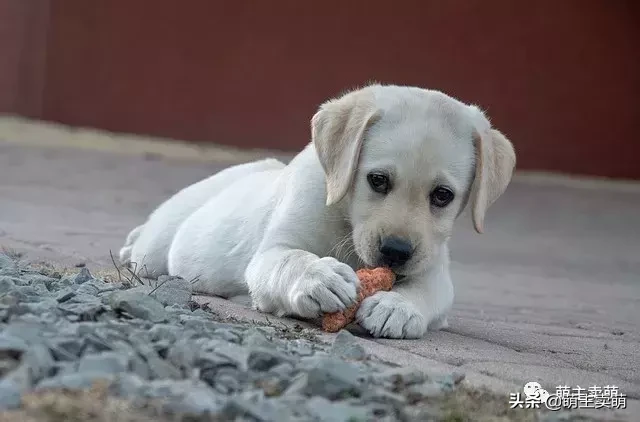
[119,84,515,339]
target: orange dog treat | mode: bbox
[322,267,395,333]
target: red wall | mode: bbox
[3,0,640,179]
[0,0,49,117]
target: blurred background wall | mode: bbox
[1,0,638,178]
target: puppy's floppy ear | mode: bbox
[468,108,516,233]
[311,90,380,206]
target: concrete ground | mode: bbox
[1,117,638,417]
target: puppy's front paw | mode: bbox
[356,291,427,339]
[289,257,359,318]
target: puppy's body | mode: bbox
[120,158,286,278]
[120,85,515,339]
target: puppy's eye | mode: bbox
[367,172,390,194]
[430,186,454,207]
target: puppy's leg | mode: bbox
[245,249,360,319]
[356,257,454,339]
[119,224,144,266]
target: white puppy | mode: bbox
[119,84,515,339]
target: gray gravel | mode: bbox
[0,252,579,421]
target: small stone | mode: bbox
[74,267,94,284]
[190,308,210,318]
[362,387,407,408]
[288,339,316,356]
[144,378,209,399]
[431,373,458,391]
[2,322,48,344]
[213,328,242,343]
[197,342,248,371]
[123,280,192,308]
[180,315,221,332]
[252,375,288,397]
[207,367,246,395]
[109,290,168,323]
[146,356,182,379]
[56,275,76,288]
[305,396,370,422]
[27,278,50,295]
[58,299,105,320]
[128,336,180,379]
[290,357,363,400]
[3,362,31,390]
[329,330,367,360]
[0,379,22,410]
[0,334,29,359]
[147,324,179,343]
[152,275,193,306]
[81,279,114,294]
[406,381,447,402]
[242,327,272,348]
[21,344,55,384]
[14,286,41,301]
[55,288,76,303]
[0,253,16,269]
[47,337,86,361]
[129,355,152,380]
[247,347,293,372]
[223,393,282,421]
[36,372,114,390]
[371,367,428,389]
[0,276,16,294]
[268,362,295,379]
[0,290,27,305]
[167,338,206,371]
[96,285,119,295]
[195,350,238,373]
[164,384,226,416]
[17,299,59,316]
[82,332,114,353]
[51,362,77,377]
[0,356,20,377]
[109,373,147,397]
[77,351,131,374]
[0,266,20,277]
[75,282,99,296]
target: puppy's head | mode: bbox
[312,84,516,276]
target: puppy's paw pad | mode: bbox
[357,291,426,339]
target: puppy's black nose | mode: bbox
[379,236,413,267]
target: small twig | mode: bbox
[108,250,123,284]
[123,264,144,287]
[148,278,169,296]
[138,255,148,283]
[129,261,138,285]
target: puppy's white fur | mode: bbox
[120,84,515,339]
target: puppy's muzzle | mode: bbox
[379,236,413,268]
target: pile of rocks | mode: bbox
[0,252,526,421]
